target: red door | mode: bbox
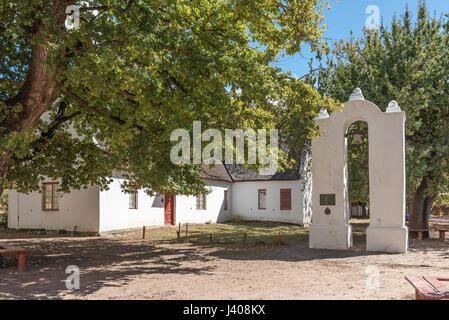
[164,194,175,225]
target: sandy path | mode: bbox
[0,229,448,300]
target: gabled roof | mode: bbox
[198,163,233,182]
[223,164,300,182]
[111,162,301,184]
[198,161,301,183]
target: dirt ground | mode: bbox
[0,217,448,300]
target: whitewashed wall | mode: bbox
[309,90,408,253]
[302,175,313,226]
[8,176,310,232]
[8,186,100,232]
[231,180,306,225]
[98,178,165,232]
[175,180,231,224]
[301,157,313,226]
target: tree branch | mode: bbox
[79,0,134,13]
[39,100,82,138]
[64,89,145,131]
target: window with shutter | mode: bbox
[258,189,266,210]
[280,189,291,210]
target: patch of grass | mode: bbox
[226,214,246,223]
[349,218,370,225]
[127,221,309,249]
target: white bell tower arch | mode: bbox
[309,88,408,253]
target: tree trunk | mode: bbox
[0,1,74,192]
[0,150,13,196]
[409,177,436,239]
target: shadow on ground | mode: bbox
[0,218,448,299]
[0,236,214,299]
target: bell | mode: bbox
[353,134,363,144]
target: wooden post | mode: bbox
[186,223,189,243]
[210,234,213,242]
[177,222,181,241]
[243,233,247,244]
[18,253,26,271]
[142,226,146,239]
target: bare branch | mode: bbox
[40,100,82,138]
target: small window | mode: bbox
[129,192,138,209]
[224,190,228,210]
[258,189,266,210]
[128,181,138,209]
[280,189,291,210]
[42,182,59,210]
[196,194,207,210]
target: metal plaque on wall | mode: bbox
[320,194,336,206]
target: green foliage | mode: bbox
[435,194,449,206]
[347,121,369,203]
[0,190,7,226]
[1,0,336,195]
[311,2,449,203]
[435,183,449,206]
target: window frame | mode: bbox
[129,192,138,209]
[42,182,59,211]
[196,194,207,210]
[258,189,267,210]
[128,181,138,209]
[280,188,292,210]
[223,190,228,210]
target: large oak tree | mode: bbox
[1,0,336,196]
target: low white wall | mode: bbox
[8,186,100,232]
[231,180,305,225]
[175,180,231,224]
[98,178,165,232]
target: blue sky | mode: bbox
[274,0,449,78]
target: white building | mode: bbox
[8,163,312,233]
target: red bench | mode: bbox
[409,229,428,240]
[0,246,29,271]
[437,229,448,240]
[405,275,449,300]
[409,228,448,240]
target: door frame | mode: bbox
[164,193,176,225]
